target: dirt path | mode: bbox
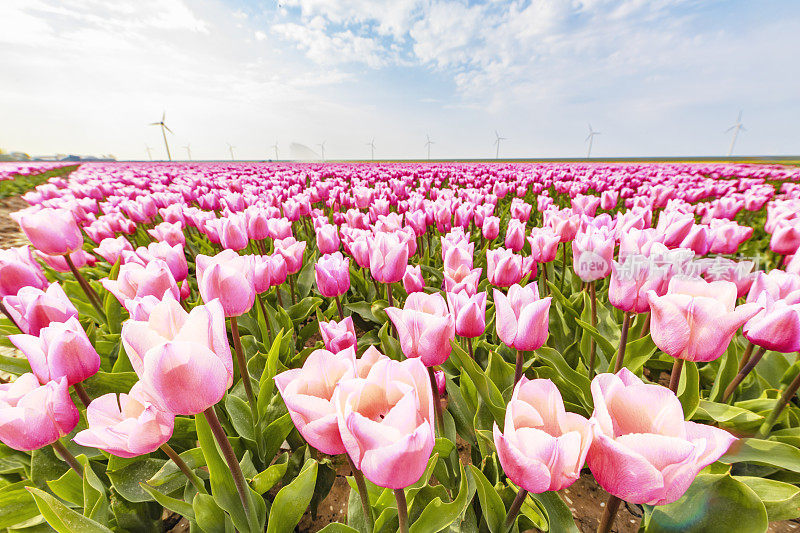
[0,195,29,249]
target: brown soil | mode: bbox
[0,195,28,249]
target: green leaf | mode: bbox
[140,482,196,520]
[693,400,764,432]
[644,474,768,533]
[193,492,230,533]
[379,322,403,360]
[0,488,38,529]
[345,301,378,324]
[46,467,83,506]
[108,457,185,503]
[575,318,617,360]
[251,458,288,495]
[148,447,206,487]
[316,524,360,533]
[226,394,255,442]
[409,460,475,533]
[448,340,506,426]
[528,490,578,533]
[81,371,138,398]
[677,361,699,419]
[0,354,31,375]
[468,466,505,533]
[720,438,800,473]
[26,487,113,533]
[535,346,592,411]
[287,296,322,322]
[710,342,742,403]
[735,476,800,521]
[266,458,318,533]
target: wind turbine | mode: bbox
[585,124,600,158]
[726,110,746,157]
[144,144,153,161]
[366,139,375,161]
[317,141,326,161]
[227,143,236,161]
[183,143,192,161]
[149,111,173,161]
[494,131,507,159]
[425,134,434,160]
[271,141,279,161]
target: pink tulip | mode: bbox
[73,382,174,458]
[0,374,79,451]
[94,236,133,265]
[494,284,551,351]
[385,292,455,366]
[528,228,560,263]
[316,224,341,254]
[121,297,233,415]
[369,231,409,284]
[446,290,487,338]
[275,237,307,275]
[136,242,188,282]
[771,222,800,256]
[0,246,48,298]
[487,248,524,287]
[218,216,249,251]
[10,316,100,386]
[320,317,357,353]
[267,217,293,240]
[655,210,694,248]
[196,250,255,317]
[588,368,736,505]
[253,253,287,293]
[482,216,500,240]
[443,244,473,275]
[38,249,96,273]
[647,277,760,362]
[572,227,614,282]
[505,219,526,252]
[609,255,668,313]
[333,356,434,489]
[403,264,425,294]
[600,190,619,210]
[700,257,756,298]
[746,270,800,304]
[147,221,185,247]
[12,208,83,256]
[444,267,482,296]
[102,260,180,306]
[494,378,592,493]
[743,292,800,353]
[315,252,350,298]
[275,347,357,455]
[2,283,78,336]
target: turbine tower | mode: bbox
[425,134,434,160]
[366,138,375,161]
[227,143,236,161]
[585,124,600,158]
[144,144,153,161]
[271,141,279,161]
[726,110,746,157]
[149,111,173,161]
[318,141,326,161]
[494,130,507,159]
[183,143,192,161]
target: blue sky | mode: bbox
[1,0,798,160]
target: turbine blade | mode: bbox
[164,125,174,134]
[162,111,166,122]
[149,122,160,126]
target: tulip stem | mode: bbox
[723,346,767,402]
[597,494,622,533]
[276,286,284,308]
[640,312,650,337]
[738,342,755,372]
[160,443,207,494]
[229,317,257,415]
[202,407,251,515]
[256,293,271,341]
[64,254,105,319]
[614,312,631,373]
[514,349,525,385]
[288,274,297,304]
[346,455,374,532]
[428,366,445,437]
[559,243,567,294]
[759,359,800,438]
[588,281,597,379]
[467,337,474,359]
[335,295,345,322]
[394,488,409,533]
[73,382,92,409]
[504,489,528,529]
[0,301,21,331]
[51,440,83,478]
[668,358,684,394]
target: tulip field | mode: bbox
[3,160,800,533]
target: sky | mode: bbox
[1,0,798,160]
